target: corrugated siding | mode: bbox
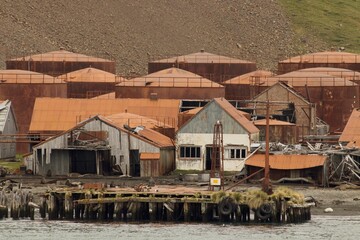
[0,103,17,159]
[179,102,248,134]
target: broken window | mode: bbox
[180,146,201,159]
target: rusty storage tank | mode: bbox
[148,50,257,83]
[278,51,360,74]
[254,119,297,144]
[0,70,67,153]
[298,67,360,84]
[58,67,125,98]
[6,49,116,76]
[115,67,225,100]
[222,70,274,100]
[106,112,175,138]
[266,71,359,133]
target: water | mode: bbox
[1,216,360,240]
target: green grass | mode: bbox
[0,160,22,171]
[279,0,360,52]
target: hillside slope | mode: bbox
[0,0,330,75]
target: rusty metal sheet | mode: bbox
[150,51,254,64]
[106,112,172,129]
[148,51,257,83]
[136,128,174,148]
[254,119,295,126]
[6,50,116,76]
[0,70,64,84]
[279,51,360,64]
[222,70,274,85]
[118,67,223,88]
[140,152,160,160]
[339,108,360,144]
[246,154,327,170]
[29,98,181,132]
[58,67,119,83]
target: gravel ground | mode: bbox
[0,0,328,75]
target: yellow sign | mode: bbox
[210,178,221,186]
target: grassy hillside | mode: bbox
[279,0,360,53]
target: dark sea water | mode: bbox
[1,215,360,240]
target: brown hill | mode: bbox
[0,0,328,75]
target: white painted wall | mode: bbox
[176,133,251,171]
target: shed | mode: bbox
[115,67,225,99]
[278,51,360,74]
[30,115,175,177]
[148,51,256,83]
[176,98,259,171]
[58,67,125,98]
[254,119,297,144]
[245,154,328,185]
[6,49,116,76]
[251,82,317,137]
[0,100,18,159]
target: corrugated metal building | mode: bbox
[29,115,175,177]
[254,119,297,144]
[278,51,360,74]
[176,98,259,171]
[148,51,257,83]
[222,70,274,100]
[115,68,225,99]
[0,100,18,159]
[251,82,317,137]
[29,98,180,137]
[58,67,125,98]
[245,154,328,185]
[0,70,67,153]
[6,49,116,76]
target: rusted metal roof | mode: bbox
[267,71,357,87]
[117,67,223,88]
[91,92,116,99]
[254,119,295,126]
[58,67,120,83]
[0,70,64,84]
[339,108,360,146]
[9,50,113,62]
[106,112,172,129]
[136,127,174,148]
[246,154,327,170]
[280,51,360,63]
[299,67,360,82]
[29,98,180,132]
[214,98,259,134]
[151,51,254,64]
[140,153,161,160]
[222,70,274,85]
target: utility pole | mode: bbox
[209,121,224,191]
[262,100,272,194]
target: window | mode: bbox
[226,147,247,159]
[180,146,201,158]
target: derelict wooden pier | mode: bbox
[30,186,311,224]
